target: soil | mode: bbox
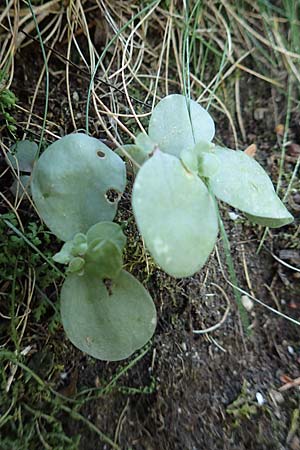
[1,33,300,450]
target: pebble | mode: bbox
[181,342,187,352]
[256,392,265,406]
[228,211,239,221]
[72,91,79,102]
[269,388,284,405]
[242,295,254,311]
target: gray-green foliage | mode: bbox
[31,134,126,241]
[132,150,218,277]
[7,139,38,172]
[30,133,156,361]
[18,95,294,361]
[131,94,293,278]
[61,270,156,361]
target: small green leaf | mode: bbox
[132,150,218,277]
[7,140,38,173]
[85,239,122,279]
[87,222,126,252]
[68,257,85,274]
[198,152,220,178]
[53,241,73,264]
[193,140,215,156]
[148,94,215,158]
[118,144,149,172]
[31,133,126,241]
[208,146,293,228]
[72,233,88,255]
[60,270,157,361]
[180,148,198,173]
[135,132,156,153]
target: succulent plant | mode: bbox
[130,94,293,278]
[31,133,156,361]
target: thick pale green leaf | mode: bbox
[148,94,215,157]
[71,233,88,255]
[67,257,85,274]
[198,152,220,178]
[180,148,198,173]
[53,233,88,265]
[208,147,293,228]
[31,133,126,241]
[60,270,157,361]
[118,144,149,172]
[7,140,38,173]
[132,151,218,277]
[87,221,126,252]
[53,241,74,264]
[135,133,156,153]
[85,239,122,279]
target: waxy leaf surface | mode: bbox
[7,140,38,173]
[85,239,122,279]
[208,147,293,228]
[31,133,126,241]
[148,94,215,157]
[87,221,126,252]
[132,151,218,277]
[61,270,157,361]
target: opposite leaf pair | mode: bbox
[128,95,293,278]
[30,134,156,361]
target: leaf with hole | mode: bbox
[208,146,293,228]
[31,133,126,241]
[148,94,215,157]
[132,150,218,277]
[60,270,157,361]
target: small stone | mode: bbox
[72,91,79,102]
[269,388,284,405]
[228,211,239,221]
[254,108,267,120]
[288,346,294,355]
[256,392,265,406]
[181,342,187,352]
[242,295,254,311]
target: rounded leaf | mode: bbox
[208,147,293,228]
[87,222,126,252]
[31,133,126,241]
[85,239,122,279]
[198,152,220,178]
[118,144,149,173]
[135,132,156,153]
[132,151,218,277]
[148,94,215,158]
[60,270,157,361]
[68,257,85,274]
[7,140,38,173]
